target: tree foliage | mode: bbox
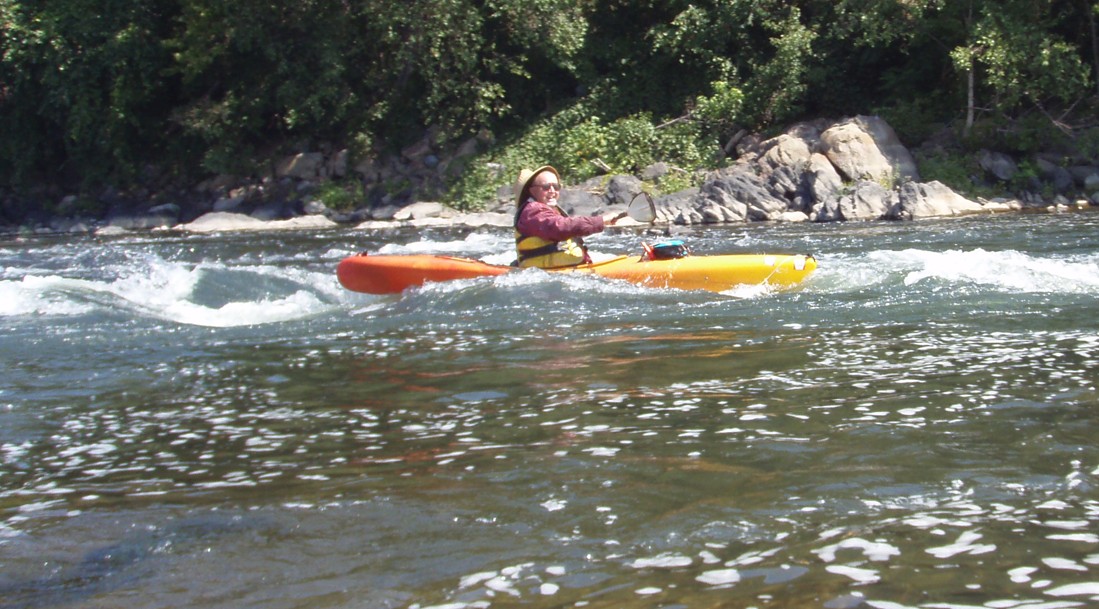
[1,0,175,186]
[1,0,1095,196]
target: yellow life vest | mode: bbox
[514,231,587,268]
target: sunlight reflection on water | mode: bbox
[2,213,1099,608]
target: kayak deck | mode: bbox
[338,252,817,295]
[556,253,816,292]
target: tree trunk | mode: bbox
[964,62,975,137]
[963,2,976,137]
[1089,1,1099,96]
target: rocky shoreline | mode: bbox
[4,115,1098,239]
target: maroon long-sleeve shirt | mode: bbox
[516,200,605,241]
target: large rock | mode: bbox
[892,181,986,219]
[392,201,458,221]
[180,212,268,232]
[821,115,919,184]
[558,179,606,217]
[251,199,298,221]
[1035,158,1074,192]
[758,133,814,173]
[978,150,1017,182]
[807,153,844,204]
[145,203,181,227]
[106,203,181,230]
[455,212,512,228]
[774,210,810,223]
[1063,165,1095,188]
[181,211,337,232]
[844,181,895,221]
[812,181,896,222]
[640,162,670,182]
[697,167,789,222]
[326,149,349,178]
[213,194,247,213]
[767,164,809,200]
[276,152,325,180]
[603,175,644,206]
[654,188,698,224]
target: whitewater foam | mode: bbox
[376,232,509,257]
[3,253,340,326]
[894,248,1099,293]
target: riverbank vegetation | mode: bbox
[3,0,1098,218]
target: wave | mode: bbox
[2,253,345,327]
[815,248,1099,295]
[376,232,510,259]
[7,233,1093,328]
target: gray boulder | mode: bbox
[821,115,919,183]
[775,210,810,222]
[767,164,809,199]
[807,153,844,204]
[326,149,349,178]
[814,181,896,222]
[757,133,814,173]
[640,162,670,182]
[392,201,458,221]
[892,181,986,219]
[251,200,295,221]
[1035,157,1074,192]
[558,186,605,217]
[213,194,247,213]
[106,202,180,230]
[604,175,645,206]
[302,199,329,215]
[145,203,181,228]
[654,188,698,224]
[276,152,325,180]
[1065,166,1096,188]
[978,150,1018,182]
[698,167,789,221]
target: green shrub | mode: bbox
[446,108,719,211]
[314,181,359,211]
[1074,126,1099,162]
[964,114,1073,156]
[915,149,979,195]
[874,95,954,146]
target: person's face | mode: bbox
[530,171,561,206]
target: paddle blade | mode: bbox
[627,192,656,223]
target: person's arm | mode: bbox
[518,203,605,241]
[602,210,627,225]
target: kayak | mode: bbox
[337,252,817,294]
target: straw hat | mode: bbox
[514,165,560,208]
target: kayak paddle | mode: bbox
[610,192,657,224]
[627,192,656,223]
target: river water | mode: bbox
[2,211,1099,609]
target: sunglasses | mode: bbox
[533,183,561,191]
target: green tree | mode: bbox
[825,0,1092,136]
[168,0,359,173]
[1,0,175,188]
[3,0,1096,208]
[646,0,815,128]
[1091,1,1099,95]
[951,1,1091,133]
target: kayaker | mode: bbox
[513,165,623,268]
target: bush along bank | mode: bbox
[4,115,1099,238]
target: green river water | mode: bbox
[2,212,1098,608]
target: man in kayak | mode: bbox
[513,165,624,268]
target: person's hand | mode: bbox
[602,211,627,225]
